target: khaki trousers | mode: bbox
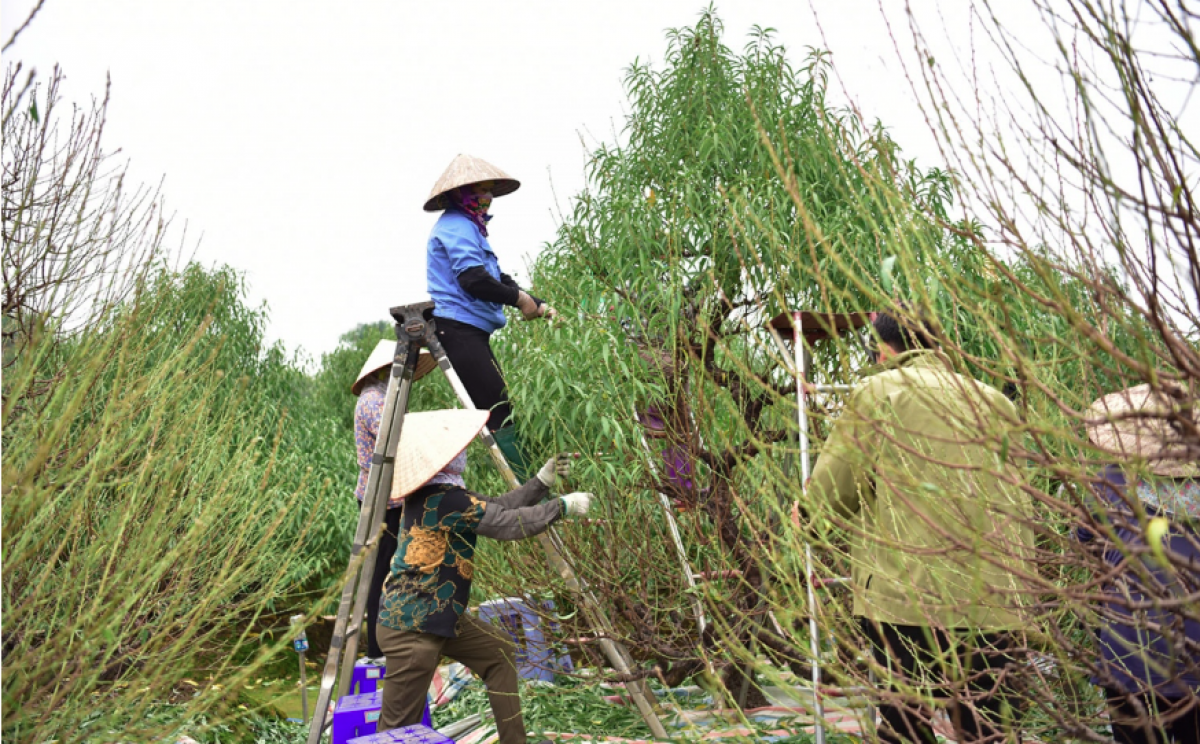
[376,614,526,743]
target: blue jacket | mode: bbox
[427,210,506,333]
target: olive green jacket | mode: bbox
[808,350,1035,629]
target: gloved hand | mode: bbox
[536,453,578,487]
[559,492,593,518]
[516,291,544,321]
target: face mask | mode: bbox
[452,186,495,236]
[456,187,492,215]
[473,190,493,212]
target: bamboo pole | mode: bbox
[794,312,827,744]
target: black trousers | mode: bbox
[1107,688,1200,744]
[365,505,403,659]
[860,618,1022,744]
[434,317,511,432]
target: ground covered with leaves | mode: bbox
[116,671,860,744]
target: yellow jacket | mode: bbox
[808,350,1035,629]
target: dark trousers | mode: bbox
[860,618,1022,743]
[434,317,510,432]
[364,505,402,659]
[1107,689,1200,744]
[377,614,525,742]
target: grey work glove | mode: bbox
[516,290,543,321]
[559,492,593,518]
[536,452,578,487]
[517,290,557,321]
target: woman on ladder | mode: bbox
[423,154,555,481]
[351,341,437,662]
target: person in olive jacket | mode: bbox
[375,409,591,744]
[808,309,1036,744]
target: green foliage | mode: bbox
[485,10,965,654]
[465,10,1189,736]
[1,262,349,742]
[308,319,466,430]
[433,678,651,739]
[6,6,1192,740]
[311,321,392,432]
[71,703,307,744]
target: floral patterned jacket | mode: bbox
[354,380,401,507]
[378,478,563,637]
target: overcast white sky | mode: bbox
[1,1,1049,362]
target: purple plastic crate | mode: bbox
[351,657,385,694]
[332,689,432,744]
[345,734,398,744]
[332,690,383,744]
[347,724,453,744]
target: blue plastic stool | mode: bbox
[331,690,432,744]
[476,597,573,682]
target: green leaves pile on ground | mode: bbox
[432,677,859,743]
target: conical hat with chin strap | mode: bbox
[351,339,437,396]
[424,154,520,212]
[391,409,489,500]
[1086,383,1198,478]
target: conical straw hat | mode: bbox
[392,408,489,500]
[352,339,437,396]
[423,154,520,212]
[1086,383,1198,478]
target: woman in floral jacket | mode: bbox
[375,409,592,744]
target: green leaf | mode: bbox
[925,271,940,299]
[881,255,897,294]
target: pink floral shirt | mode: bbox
[354,380,402,508]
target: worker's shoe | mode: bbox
[492,424,532,483]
